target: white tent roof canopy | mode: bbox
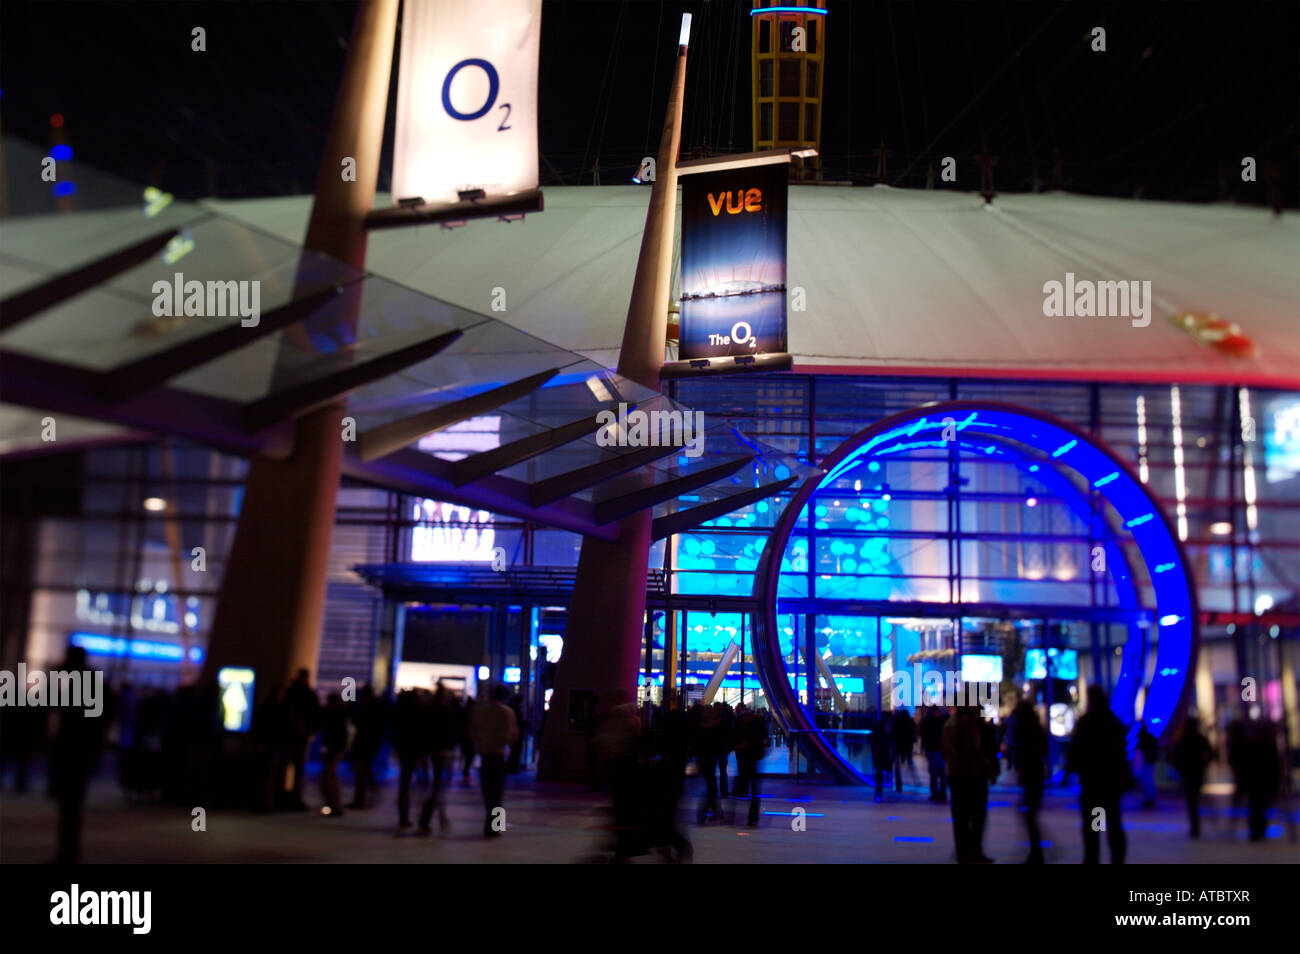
[204,184,1300,389]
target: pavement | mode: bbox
[2,764,1295,864]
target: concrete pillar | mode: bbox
[539,29,689,780]
[201,0,399,694]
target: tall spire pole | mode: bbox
[201,0,399,691]
[539,14,691,780]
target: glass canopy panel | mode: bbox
[344,321,587,426]
[169,273,473,402]
[0,202,206,299]
[0,214,363,373]
[1,203,807,529]
[0,404,135,456]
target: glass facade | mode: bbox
[9,374,1299,774]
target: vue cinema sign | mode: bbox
[679,162,788,361]
[706,188,764,216]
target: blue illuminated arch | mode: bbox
[753,401,1200,784]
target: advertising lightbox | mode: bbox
[391,0,541,205]
[678,161,788,361]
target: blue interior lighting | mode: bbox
[753,402,1199,786]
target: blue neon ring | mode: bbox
[753,400,1200,785]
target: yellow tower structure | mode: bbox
[751,1,827,180]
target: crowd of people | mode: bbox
[836,691,1288,863]
[582,696,772,861]
[0,655,1289,865]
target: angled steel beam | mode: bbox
[240,327,463,433]
[594,454,754,526]
[358,367,560,462]
[447,405,618,487]
[528,440,683,508]
[345,446,617,540]
[0,228,180,331]
[0,348,282,458]
[651,475,797,541]
[97,284,353,403]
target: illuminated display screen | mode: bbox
[679,162,788,360]
[216,667,255,732]
[1025,648,1079,680]
[960,654,1003,683]
[70,632,203,663]
[1264,396,1300,483]
[410,499,496,562]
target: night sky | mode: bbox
[1,1,1296,205]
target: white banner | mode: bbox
[392,0,541,205]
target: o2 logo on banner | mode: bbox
[679,162,789,361]
[392,0,541,205]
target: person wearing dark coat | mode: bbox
[347,685,385,809]
[868,712,894,802]
[920,706,949,802]
[942,705,996,863]
[49,647,111,863]
[282,669,321,811]
[891,708,918,791]
[1064,688,1131,863]
[1240,720,1282,842]
[716,702,735,798]
[693,702,726,823]
[391,688,430,828]
[1136,723,1159,808]
[1010,699,1049,863]
[418,683,461,833]
[318,693,349,816]
[1171,716,1214,838]
[459,697,477,780]
[732,704,769,826]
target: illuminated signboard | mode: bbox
[76,587,201,636]
[678,161,788,361]
[960,654,1004,683]
[217,667,255,733]
[410,500,496,562]
[1025,648,1079,680]
[391,0,541,205]
[70,632,203,663]
[1264,396,1300,483]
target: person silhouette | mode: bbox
[1171,715,1214,838]
[942,704,995,863]
[49,647,109,863]
[470,684,519,837]
[1010,699,1049,863]
[418,683,459,834]
[1064,688,1131,863]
